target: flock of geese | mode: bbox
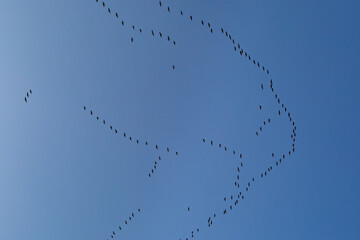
[24,89,32,103]
[94,0,177,69]
[82,106,179,157]
[108,208,141,239]
[19,1,298,239]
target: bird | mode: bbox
[159,1,162,7]
[138,208,141,212]
[121,21,124,25]
[129,137,132,141]
[27,92,29,97]
[201,20,204,25]
[119,226,122,230]
[208,22,210,28]
[188,207,190,211]
[145,141,148,145]
[167,36,170,41]
[83,106,86,110]
[159,32,162,37]
[176,152,178,155]
[113,231,115,235]
[190,15,193,20]
[180,10,183,15]
[29,89,32,94]
[156,145,158,149]
[139,28,142,33]
[202,138,205,142]
[103,120,106,124]
[115,129,117,134]
[173,41,176,45]
[167,147,169,152]
[97,116,99,120]
[132,25,135,30]
[115,12,118,18]
[110,126,112,130]
[24,97,27,103]
[167,6,170,12]
[90,110,93,115]
[240,154,243,158]
[172,65,175,70]
[210,140,213,145]
[221,28,224,33]
[102,2,105,7]
[259,105,262,110]
[151,30,154,36]
[131,37,134,42]
[108,8,111,13]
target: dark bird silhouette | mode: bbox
[221,28,224,33]
[210,140,213,145]
[156,145,158,149]
[102,2,105,7]
[145,141,148,145]
[108,8,111,13]
[159,1,162,7]
[27,92,29,97]
[136,139,139,144]
[121,21,124,25]
[138,208,141,212]
[115,12,118,18]
[119,226,122,230]
[83,106,86,110]
[180,10,183,15]
[24,97,27,103]
[151,30,154,36]
[167,147,169,152]
[190,15,193,20]
[210,28,213,33]
[132,25,135,30]
[167,36,170,41]
[115,129,117,134]
[173,41,176,45]
[201,20,204,25]
[202,138,205,142]
[90,110,93,115]
[167,6,170,12]
[29,89,32,94]
[131,37,134,42]
[129,137,132,141]
[139,28,142,33]
[159,32,162,37]
[176,152,178,155]
[259,105,262,110]
[97,116,99,120]
[113,231,115,235]
[172,65,175,70]
[208,22,210,28]
[188,207,190,211]
[103,120,106,124]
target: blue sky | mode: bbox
[0,0,359,239]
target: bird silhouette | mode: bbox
[29,89,32,94]
[24,97,27,103]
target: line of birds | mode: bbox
[95,0,177,70]
[202,138,244,162]
[83,106,180,157]
[24,89,32,103]
[158,0,271,75]
[148,155,163,178]
[108,208,141,239]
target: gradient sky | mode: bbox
[1,0,360,239]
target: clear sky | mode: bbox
[1,0,359,239]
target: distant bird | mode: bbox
[115,129,117,134]
[159,1,162,7]
[172,65,175,70]
[145,141,148,145]
[129,137,132,141]
[208,22,210,28]
[115,12,118,18]
[108,8,111,13]
[210,28,213,33]
[119,226,122,230]
[103,120,106,124]
[151,30,154,36]
[24,97,27,103]
[240,154,242,158]
[113,231,115,235]
[173,41,176,45]
[201,20,204,25]
[136,139,139,144]
[180,10,183,15]
[125,220,127,224]
[167,147,169,152]
[167,6,170,12]
[124,133,126,137]
[139,28,142,33]
[131,37,134,42]
[272,153,274,157]
[121,21,124,26]
[159,32,162,37]
[29,89,32,94]
[97,116,99,120]
[27,92,29,97]
[102,2,105,7]
[156,145,158,149]
[202,138,205,142]
[221,28,224,33]
[259,105,262,110]
[233,150,235,155]
[176,152,178,155]
[190,15,192,20]
[261,84,263,89]
[138,208,141,212]
[132,25,135,30]
[188,207,190,211]
[219,143,221,148]
[90,110,93,115]
[210,140,213,145]
[83,106,86,110]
